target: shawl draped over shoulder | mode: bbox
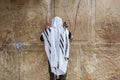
[42,16,70,75]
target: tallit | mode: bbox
[42,16,70,75]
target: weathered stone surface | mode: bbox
[80,43,120,80]
[0,0,120,80]
[11,0,49,43]
[20,48,48,80]
[67,44,82,80]
[0,50,19,80]
[95,0,120,43]
[0,44,48,80]
[0,0,14,45]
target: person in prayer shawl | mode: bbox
[40,16,73,80]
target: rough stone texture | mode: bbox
[0,0,120,80]
[54,0,91,41]
[80,44,120,80]
[95,0,120,43]
[0,50,19,80]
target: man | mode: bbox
[40,16,73,80]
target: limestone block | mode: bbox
[95,0,120,43]
[0,30,14,45]
[0,0,12,31]
[19,49,49,80]
[81,44,120,80]
[0,1,14,44]
[0,50,19,80]
[67,44,82,80]
[11,0,51,43]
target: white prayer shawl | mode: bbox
[42,16,70,75]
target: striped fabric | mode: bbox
[42,28,51,62]
[42,16,70,75]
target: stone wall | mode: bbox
[0,0,120,80]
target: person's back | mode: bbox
[40,16,73,80]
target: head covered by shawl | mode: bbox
[42,16,70,75]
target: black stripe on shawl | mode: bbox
[60,39,64,48]
[45,29,48,36]
[60,34,64,42]
[59,44,64,55]
[49,49,51,54]
[65,36,68,56]
[59,34,65,55]
[57,61,59,68]
[43,31,51,47]
[48,28,51,32]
